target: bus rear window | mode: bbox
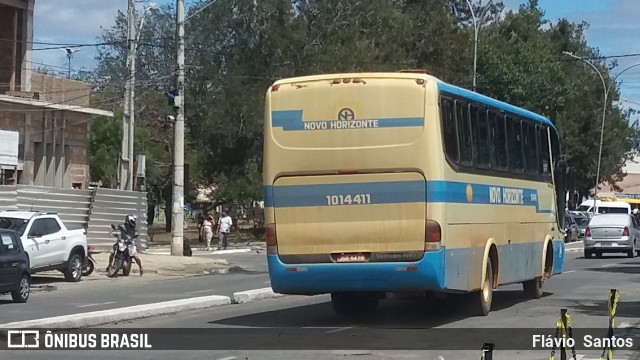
[268,77,426,149]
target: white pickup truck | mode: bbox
[0,211,87,282]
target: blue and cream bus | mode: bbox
[263,71,566,316]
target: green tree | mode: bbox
[474,1,640,197]
[87,0,640,215]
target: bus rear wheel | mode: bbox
[331,292,379,316]
[474,261,493,316]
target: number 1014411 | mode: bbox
[326,194,371,206]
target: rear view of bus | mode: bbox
[263,73,440,315]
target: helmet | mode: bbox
[125,214,137,227]
[633,209,639,215]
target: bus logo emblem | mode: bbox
[338,108,355,121]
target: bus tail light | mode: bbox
[585,227,591,237]
[425,220,441,251]
[271,84,280,92]
[623,226,629,237]
[266,223,277,246]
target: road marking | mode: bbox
[619,322,631,328]
[216,357,237,360]
[601,264,618,268]
[564,270,575,273]
[264,280,271,284]
[185,289,217,295]
[76,301,117,308]
[326,326,353,334]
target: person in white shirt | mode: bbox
[216,210,233,250]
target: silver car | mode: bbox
[584,214,640,258]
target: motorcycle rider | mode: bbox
[107,214,144,276]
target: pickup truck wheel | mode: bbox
[64,254,83,282]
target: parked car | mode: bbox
[573,213,590,239]
[564,212,579,243]
[0,229,30,303]
[0,211,87,282]
[584,213,640,258]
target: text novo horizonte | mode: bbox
[489,186,526,205]
[303,120,379,130]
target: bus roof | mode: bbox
[437,82,557,131]
[270,72,557,131]
[270,72,432,85]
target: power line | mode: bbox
[0,37,122,47]
[185,0,218,22]
[32,42,121,51]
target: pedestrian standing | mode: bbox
[203,214,214,251]
[217,210,233,250]
[197,211,205,243]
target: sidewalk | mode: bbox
[91,252,233,276]
[98,226,267,275]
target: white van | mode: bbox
[577,200,631,214]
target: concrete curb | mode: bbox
[0,295,231,331]
[233,287,283,304]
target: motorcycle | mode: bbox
[107,225,133,278]
[82,245,97,276]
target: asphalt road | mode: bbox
[0,250,270,324]
[5,247,640,359]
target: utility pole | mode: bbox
[127,0,138,192]
[171,0,185,256]
[120,0,136,190]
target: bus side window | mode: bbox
[455,100,473,166]
[537,125,550,176]
[440,97,459,163]
[506,116,524,173]
[523,121,539,175]
[489,110,508,171]
[471,105,490,169]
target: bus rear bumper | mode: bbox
[267,250,446,295]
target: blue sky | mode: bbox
[32,0,640,110]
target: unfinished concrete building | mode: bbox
[0,0,113,188]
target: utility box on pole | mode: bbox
[136,154,146,191]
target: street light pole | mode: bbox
[563,52,607,205]
[128,3,158,191]
[563,52,640,205]
[119,2,157,191]
[171,0,185,256]
[120,0,135,190]
[464,0,493,92]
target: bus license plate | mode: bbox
[335,254,367,263]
